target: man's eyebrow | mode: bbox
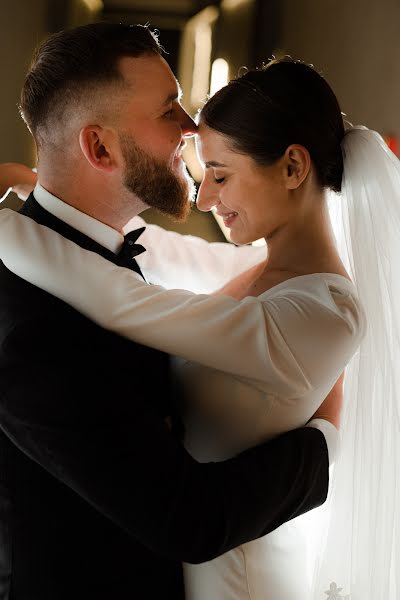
[205,160,228,168]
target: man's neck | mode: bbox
[33,181,126,253]
[38,173,147,234]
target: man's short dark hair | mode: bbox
[20,22,162,144]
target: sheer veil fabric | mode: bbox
[310,127,400,599]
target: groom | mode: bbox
[0,23,339,599]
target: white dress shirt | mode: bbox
[33,182,124,254]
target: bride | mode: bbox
[0,57,398,599]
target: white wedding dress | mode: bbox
[0,211,366,600]
[171,273,364,600]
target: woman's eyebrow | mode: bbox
[205,160,228,168]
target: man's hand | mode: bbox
[311,372,344,429]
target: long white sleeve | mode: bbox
[0,210,365,397]
[126,215,267,292]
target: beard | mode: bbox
[119,133,195,222]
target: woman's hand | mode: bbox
[0,163,37,200]
[311,371,344,429]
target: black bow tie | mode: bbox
[116,227,146,273]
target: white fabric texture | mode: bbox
[307,127,400,599]
[0,207,366,599]
[126,215,267,293]
[0,211,364,391]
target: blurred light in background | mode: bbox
[190,18,213,107]
[81,0,103,11]
[179,6,219,185]
[180,6,219,114]
[222,0,252,11]
[210,58,229,96]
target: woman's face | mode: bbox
[196,123,291,245]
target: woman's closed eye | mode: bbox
[214,176,225,184]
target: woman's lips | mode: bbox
[220,212,238,227]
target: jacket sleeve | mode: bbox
[0,357,329,564]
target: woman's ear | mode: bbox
[283,144,311,189]
[79,126,119,173]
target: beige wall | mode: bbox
[0,0,48,166]
[276,0,400,138]
[0,0,103,166]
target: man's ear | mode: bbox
[79,126,119,173]
[283,144,311,190]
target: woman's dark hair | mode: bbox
[20,22,162,142]
[201,58,345,192]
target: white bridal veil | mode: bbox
[310,127,400,599]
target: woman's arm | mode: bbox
[0,209,365,395]
[0,163,37,200]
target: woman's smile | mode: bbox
[216,209,239,228]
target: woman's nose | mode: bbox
[196,179,218,212]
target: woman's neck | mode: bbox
[264,197,346,277]
[215,197,350,301]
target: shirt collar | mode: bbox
[33,182,124,254]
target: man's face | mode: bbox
[116,54,197,218]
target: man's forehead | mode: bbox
[161,81,183,105]
[118,54,179,97]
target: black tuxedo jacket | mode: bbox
[0,195,329,599]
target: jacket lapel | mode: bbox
[20,194,145,279]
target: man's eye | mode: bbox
[163,109,173,118]
[214,177,225,184]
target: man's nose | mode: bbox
[196,179,218,212]
[179,107,198,137]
